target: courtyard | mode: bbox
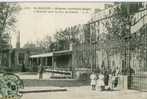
[14,72,147,99]
[21,86,147,99]
[3,72,142,99]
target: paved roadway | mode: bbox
[21,86,147,99]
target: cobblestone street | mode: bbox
[21,86,147,99]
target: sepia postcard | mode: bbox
[0,1,147,99]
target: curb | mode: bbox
[20,89,67,93]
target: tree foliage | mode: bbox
[23,41,36,49]
[103,2,143,42]
[54,25,81,51]
[23,35,53,52]
[36,35,52,51]
[101,2,144,74]
[0,2,19,49]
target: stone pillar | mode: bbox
[75,71,80,80]
[45,57,48,66]
[54,57,56,69]
[52,56,54,69]
[40,57,43,65]
[30,58,32,65]
[51,56,55,76]
[119,75,128,90]
[15,52,18,67]
[8,50,12,68]
[37,58,39,65]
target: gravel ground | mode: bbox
[21,86,147,99]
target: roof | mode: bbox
[29,50,72,58]
[54,50,72,56]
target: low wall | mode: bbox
[23,79,89,87]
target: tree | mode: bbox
[49,41,57,51]
[23,35,53,52]
[36,35,52,52]
[83,24,90,43]
[54,25,80,51]
[102,2,143,74]
[103,2,143,41]
[23,41,36,49]
[0,3,19,49]
[54,29,70,50]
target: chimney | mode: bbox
[16,31,20,48]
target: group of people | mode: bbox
[90,67,120,91]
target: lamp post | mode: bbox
[123,3,131,75]
[91,41,97,72]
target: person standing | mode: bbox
[128,67,135,88]
[90,72,97,90]
[39,64,44,80]
[104,70,109,87]
[97,72,105,91]
[114,67,120,88]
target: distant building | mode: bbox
[29,50,72,71]
[0,48,43,71]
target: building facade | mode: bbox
[0,48,43,71]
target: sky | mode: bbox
[11,2,107,48]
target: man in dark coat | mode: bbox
[39,64,44,80]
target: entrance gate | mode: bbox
[72,7,147,90]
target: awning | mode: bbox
[29,50,72,58]
[30,52,53,58]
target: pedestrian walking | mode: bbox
[90,72,97,90]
